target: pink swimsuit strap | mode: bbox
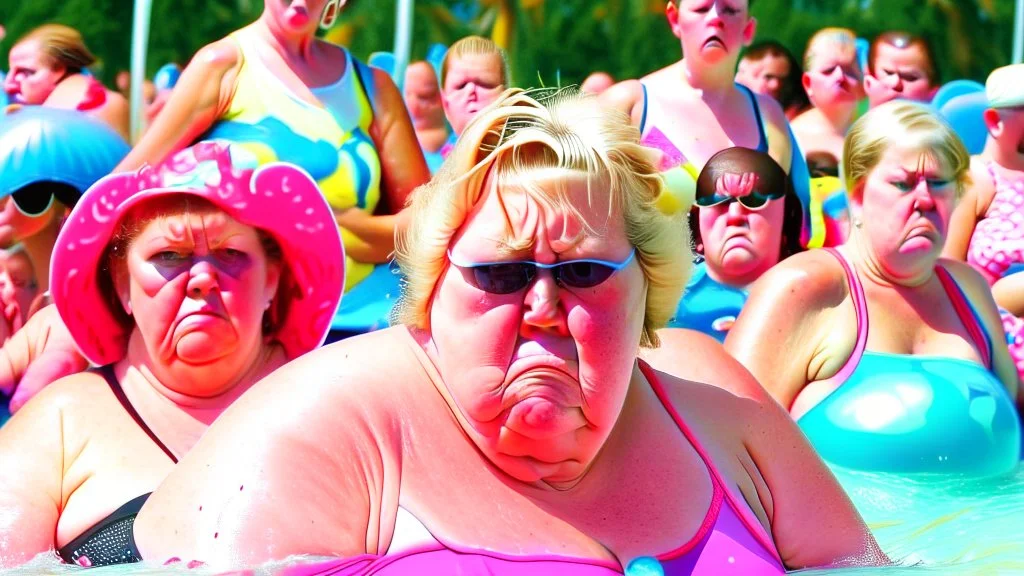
[790,248,869,419]
[792,249,994,420]
[638,360,784,568]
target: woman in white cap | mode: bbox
[0,142,344,568]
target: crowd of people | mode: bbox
[0,0,1021,573]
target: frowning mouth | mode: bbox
[704,36,726,50]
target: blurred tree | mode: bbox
[0,0,1017,90]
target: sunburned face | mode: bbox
[117,207,281,397]
[0,198,57,247]
[698,171,786,286]
[0,248,38,331]
[441,53,505,136]
[804,51,863,109]
[427,170,646,486]
[671,0,754,68]
[404,63,445,128]
[265,0,332,35]
[865,43,936,108]
[855,144,957,281]
[5,40,64,105]
[737,53,790,102]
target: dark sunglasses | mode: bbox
[447,249,636,295]
[10,182,82,217]
[694,188,785,210]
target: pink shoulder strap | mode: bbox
[934,266,993,369]
[789,248,869,420]
[639,360,783,565]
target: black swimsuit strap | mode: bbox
[97,365,178,464]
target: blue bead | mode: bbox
[625,556,664,576]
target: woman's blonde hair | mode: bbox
[394,89,691,348]
[441,35,510,87]
[804,27,860,75]
[842,100,971,202]
[16,24,96,73]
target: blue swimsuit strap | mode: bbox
[736,84,769,153]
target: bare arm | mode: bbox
[993,271,1024,317]
[647,331,885,569]
[0,382,71,567]
[0,305,90,413]
[724,252,852,410]
[368,68,430,216]
[114,40,241,172]
[742,380,888,569]
[943,158,992,261]
[335,209,410,263]
[133,335,402,569]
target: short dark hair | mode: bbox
[739,40,809,114]
[868,31,940,85]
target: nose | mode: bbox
[706,3,723,25]
[186,259,220,299]
[913,181,937,212]
[520,270,570,338]
[3,74,17,96]
[725,199,750,226]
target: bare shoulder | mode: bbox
[191,37,242,70]
[20,370,110,414]
[746,249,849,311]
[939,257,992,292]
[644,328,773,403]
[598,79,644,120]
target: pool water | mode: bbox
[2,466,1022,575]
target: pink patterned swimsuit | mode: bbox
[967,162,1024,383]
[281,361,786,576]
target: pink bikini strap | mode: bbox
[935,266,993,369]
[638,360,783,565]
[790,249,869,420]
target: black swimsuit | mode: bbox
[56,366,176,567]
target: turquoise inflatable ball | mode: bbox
[154,63,182,92]
[931,79,985,111]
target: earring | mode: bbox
[852,217,863,229]
[319,0,341,30]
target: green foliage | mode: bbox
[1,0,1017,89]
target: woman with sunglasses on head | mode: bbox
[600,0,816,247]
[5,24,130,140]
[0,142,344,568]
[117,0,429,295]
[132,90,883,574]
[665,147,802,342]
[726,101,1021,476]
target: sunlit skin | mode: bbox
[600,0,793,181]
[0,205,287,568]
[5,39,130,139]
[792,51,863,160]
[114,0,429,264]
[130,170,881,572]
[864,43,937,108]
[441,53,506,136]
[403,62,449,153]
[944,106,1024,290]
[726,145,1019,416]
[580,71,615,95]
[0,199,61,294]
[4,40,63,105]
[698,172,786,287]
[735,53,790,103]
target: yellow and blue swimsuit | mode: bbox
[199,29,382,291]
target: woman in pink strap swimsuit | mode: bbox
[944,64,1024,384]
[132,91,884,574]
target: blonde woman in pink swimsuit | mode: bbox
[130,90,883,575]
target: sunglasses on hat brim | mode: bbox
[694,189,786,210]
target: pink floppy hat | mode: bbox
[50,142,345,365]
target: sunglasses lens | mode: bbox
[472,263,534,294]
[557,262,617,288]
[10,188,54,216]
[695,194,726,208]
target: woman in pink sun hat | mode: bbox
[0,141,344,569]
